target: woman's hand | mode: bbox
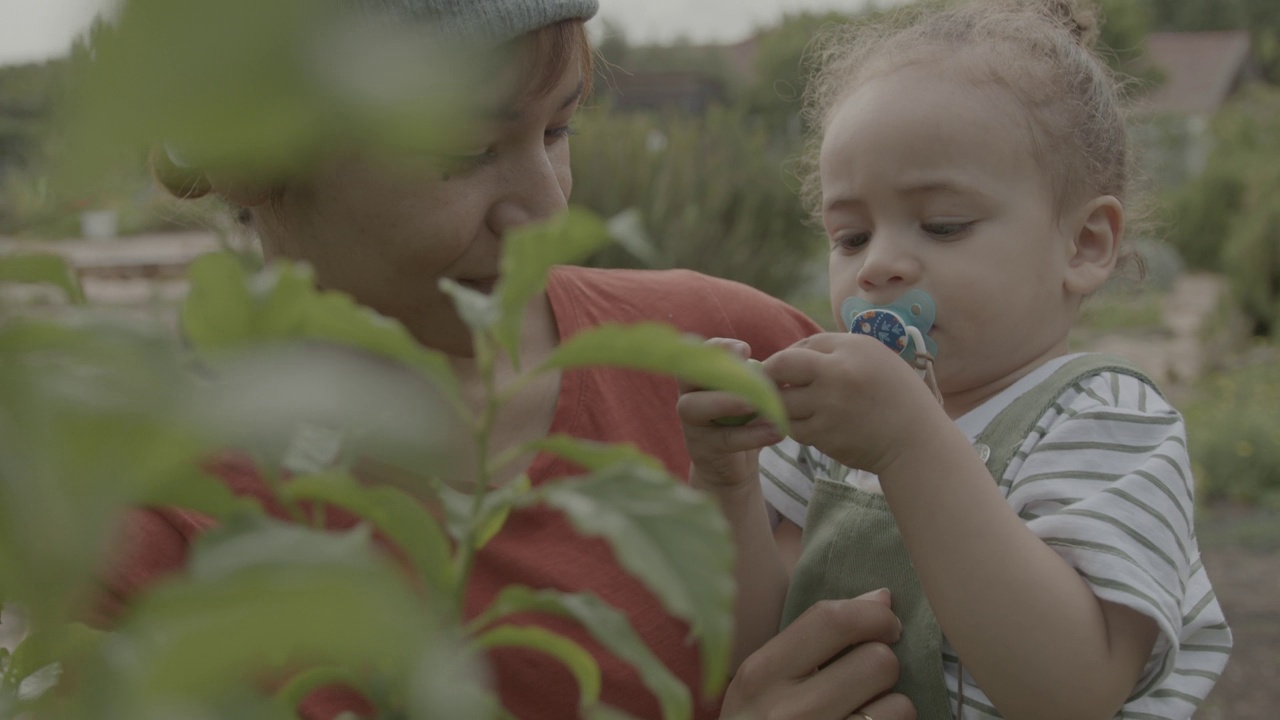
[677,338,783,491]
[720,590,915,720]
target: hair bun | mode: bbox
[1041,0,1100,48]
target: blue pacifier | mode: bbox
[841,289,938,364]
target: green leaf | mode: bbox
[180,252,257,353]
[471,474,533,552]
[272,665,364,714]
[186,514,378,582]
[6,623,105,691]
[181,254,459,400]
[527,436,665,473]
[474,625,601,710]
[407,629,502,720]
[473,587,691,720]
[424,473,532,551]
[110,562,434,704]
[0,319,200,629]
[439,279,501,333]
[0,253,86,305]
[62,0,483,187]
[535,462,734,697]
[606,209,661,267]
[282,473,456,597]
[138,466,263,521]
[586,706,645,720]
[494,208,612,365]
[182,345,457,483]
[543,323,788,432]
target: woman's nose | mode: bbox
[487,148,569,237]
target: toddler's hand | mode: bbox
[677,338,784,490]
[765,332,948,475]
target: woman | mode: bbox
[110,1,914,718]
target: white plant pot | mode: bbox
[80,208,119,241]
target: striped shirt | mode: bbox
[761,355,1232,719]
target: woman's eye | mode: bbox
[438,149,495,178]
[546,125,577,143]
[923,222,972,238]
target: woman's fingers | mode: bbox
[721,595,909,720]
[738,596,902,684]
[805,640,901,714]
[848,693,916,720]
[676,337,751,395]
[785,595,902,674]
[677,389,762,427]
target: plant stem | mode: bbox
[452,334,500,607]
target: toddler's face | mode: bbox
[818,62,1082,412]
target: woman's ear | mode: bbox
[1064,195,1123,295]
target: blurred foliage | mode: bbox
[1186,355,1280,507]
[0,207,781,717]
[0,61,65,170]
[1080,291,1165,335]
[570,105,822,301]
[1163,86,1280,335]
[736,10,859,138]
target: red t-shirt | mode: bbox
[97,265,821,719]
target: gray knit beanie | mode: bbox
[353,0,599,44]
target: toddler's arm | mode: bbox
[767,335,1163,719]
[676,338,789,671]
[876,418,1159,720]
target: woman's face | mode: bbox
[254,47,586,356]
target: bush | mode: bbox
[1184,354,1280,506]
[1222,176,1280,336]
[1161,164,1242,272]
[0,212,771,718]
[1159,86,1280,335]
[570,105,824,301]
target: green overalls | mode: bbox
[779,355,1157,719]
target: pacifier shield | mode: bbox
[841,289,939,363]
[848,309,910,355]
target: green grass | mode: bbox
[1185,352,1280,507]
[1079,291,1166,335]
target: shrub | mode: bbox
[1158,86,1280,335]
[1161,164,1242,272]
[1184,354,1280,506]
[569,105,824,301]
[1222,175,1280,336]
[0,211,779,718]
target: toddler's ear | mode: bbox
[1064,195,1123,295]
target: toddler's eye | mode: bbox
[831,232,871,252]
[923,222,972,238]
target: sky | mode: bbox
[0,0,894,67]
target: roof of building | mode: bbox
[1142,30,1255,116]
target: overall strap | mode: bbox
[976,354,1162,484]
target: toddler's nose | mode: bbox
[856,237,921,293]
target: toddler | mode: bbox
[678,1,1232,718]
